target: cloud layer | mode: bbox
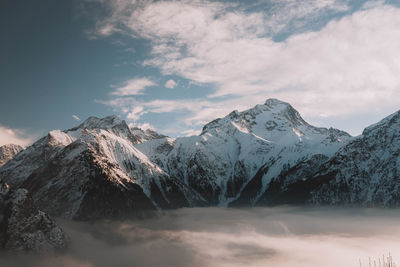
[1,207,400,267]
[72,115,81,121]
[111,77,156,96]
[0,125,36,147]
[92,0,400,135]
[165,79,177,89]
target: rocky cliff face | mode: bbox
[0,179,68,251]
[0,144,23,167]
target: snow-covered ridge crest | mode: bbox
[48,115,154,148]
[201,98,351,144]
[362,110,400,137]
[71,115,122,130]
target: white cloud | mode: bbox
[181,129,201,136]
[94,0,350,39]
[165,79,177,89]
[126,105,145,121]
[72,115,81,121]
[100,97,215,124]
[106,3,400,115]
[111,77,156,96]
[128,122,155,131]
[94,1,400,135]
[99,95,270,131]
[0,125,36,147]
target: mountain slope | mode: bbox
[308,110,400,206]
[253,109,400,207]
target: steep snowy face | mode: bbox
[0,144,23,167]
[67,115,158,145]
[136,99,352,205]
[0,116,204,219]
[131,127,166,143]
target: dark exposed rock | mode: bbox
[0,179,68,251]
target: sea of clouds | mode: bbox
[1,207,399,267]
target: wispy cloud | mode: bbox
[93,0,351,39]
[111,77,156,96]
[140,4,400,117]
[181,129,201,136]
[0,125,37,147]
[99,97,214,125]
[92,0,400,135]
[72,115,81,121]
[98,95,271,135]
[128,122,155,131]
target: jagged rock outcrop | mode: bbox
[0,144,23,167]
[0,179,68,251]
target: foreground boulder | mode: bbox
[0,179,68,251]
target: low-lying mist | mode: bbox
[1,207,400,267]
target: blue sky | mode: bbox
[1,0,400,145]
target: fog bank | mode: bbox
[1,207,399,267]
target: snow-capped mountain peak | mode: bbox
[201,98,305,135]
[0,144,23,167]
[0,114,205,219]
[73,115,122,130]
[201,98,349,146]
[64,115,166,146]
[136,98,352,206]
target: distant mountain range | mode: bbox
[1,98,399,227]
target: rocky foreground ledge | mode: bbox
[0,179,68,251]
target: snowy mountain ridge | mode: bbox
[135,98,352,205]
[1,98,400,220]
[0,115,205,219]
